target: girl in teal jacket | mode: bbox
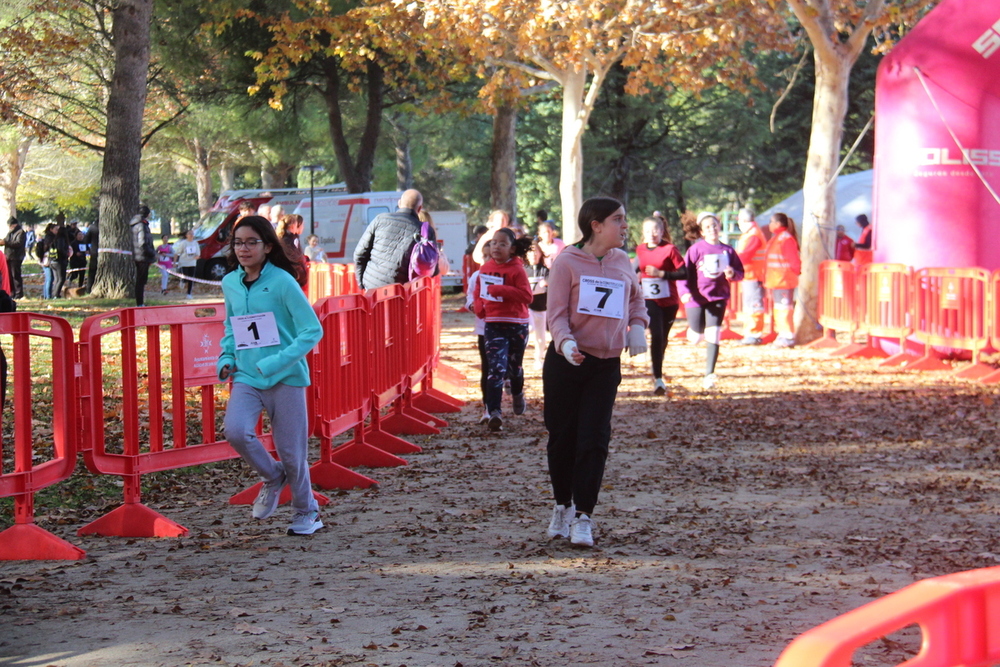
[217,215,324,536]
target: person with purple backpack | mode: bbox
[352,189,437,290]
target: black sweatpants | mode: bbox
[646,301,679,379]
[543,343,621,516]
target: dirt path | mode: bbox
[3,304,1000,667]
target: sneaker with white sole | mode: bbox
[569,514,594,547]
[512,393,526,415]
[287,509,323,536]
[479,409,490,425]
[653,378,667,395]
[547,503,575,539]
[252,469,286,520]
[488,410,503,432]
[702,373,718,390]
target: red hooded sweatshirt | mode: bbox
[472,256,533,324]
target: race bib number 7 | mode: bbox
[232,312,281,349]
[577,276,626,319]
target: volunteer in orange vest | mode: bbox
[763,212,801,348]
[853,214,873,266]
[735,208,768,345]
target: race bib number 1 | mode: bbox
[641,278,670,299]
[577,276,626,319]
[232,312,281,349]
[479,274,504,302]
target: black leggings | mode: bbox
[645,301,679,379]
[686,300,727,375]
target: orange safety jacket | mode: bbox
[736,224,768,282]
[763,229,801,290]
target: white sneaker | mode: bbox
[546,503,575,539]
[569,514,594,547]
[653,378,667,395]
[702,373,717,390]
[252,469,286,520]
[479,409,490,425]
[287,509,323,536]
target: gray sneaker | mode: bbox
[287,509,323,536]
[512,393,526,415]
[488,410,503,432]
[252,469,286,520]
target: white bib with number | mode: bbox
[479,274,503,302]
[701,253,729,278]
[641,278,670,299]
[232,312,281,349]
[577,276,626,319]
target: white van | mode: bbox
[294,192,466,287]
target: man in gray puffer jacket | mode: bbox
[130,204,155,306]
[353,189,436,290]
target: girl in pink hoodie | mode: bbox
[542,197,649,548]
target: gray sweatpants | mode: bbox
[224,382,318,515]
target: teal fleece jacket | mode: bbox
[217,261,323,389]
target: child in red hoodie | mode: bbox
[473,228,534,431]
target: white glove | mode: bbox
[560,339,582,366]
[627,325,648,357]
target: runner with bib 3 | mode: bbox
[635,216,686,396]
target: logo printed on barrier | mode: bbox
[918,147,1000,167]
[940,277,960,310]
[200,334,214,353]
[972,18,1000,58]
[831,272,844,299]
[879,276,893,302]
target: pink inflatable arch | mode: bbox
[874,0,1000,270]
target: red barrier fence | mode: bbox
[910,267,990,377]
[808,260,859,353]
[0,313,84,560]
[811,261,1000,380]
[774,565,1000,667]
[76,304,252,537]
[1,273,462,558]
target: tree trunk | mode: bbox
[219,164,235,193]
[261,162,294,189]
[794,49,857,343]
[92,0,152,299]
[491,104,517,224]
[321,58,384,194]
[194,137,213,217]
[559,69,588,243]
[0,137,32,224]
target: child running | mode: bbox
[526,241,550,370]
[472,227,533,432]
[544,197,648,548]
[635,216,686,395]
[677,212,744,390]
[218,215,325,536]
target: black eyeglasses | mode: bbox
[233,239,264,248]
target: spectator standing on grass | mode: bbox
[174,229,200,299]
[70,229,88,289]
[353,189,436,290]
[472,227,534,432]
[736,208,769,346]
[218,215,324,536]
[36,223,56,299]
[635,215,686,396]
[84,220,99,293]
[130,204,156,307]
[678,212,744,390]
[543,197,648,548]
[2,217,26,299]
[763,212,801,349]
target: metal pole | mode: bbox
[310,169,316,236]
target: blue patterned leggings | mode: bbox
[483,322,528,413]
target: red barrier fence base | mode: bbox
[413,386,463,414]
[434,362,468,388]
[308,461,378,490]
[953,362,995,380]
[900,354,951,372]
[365,422,421,455]
[77,503,189,538]
[806,334,841,350]
[330,436,408,468]
[979,368,1000,384]
[228,485,330,507]
[381,399,444,435]
[842,343,888,359]
[0,524,87,561]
